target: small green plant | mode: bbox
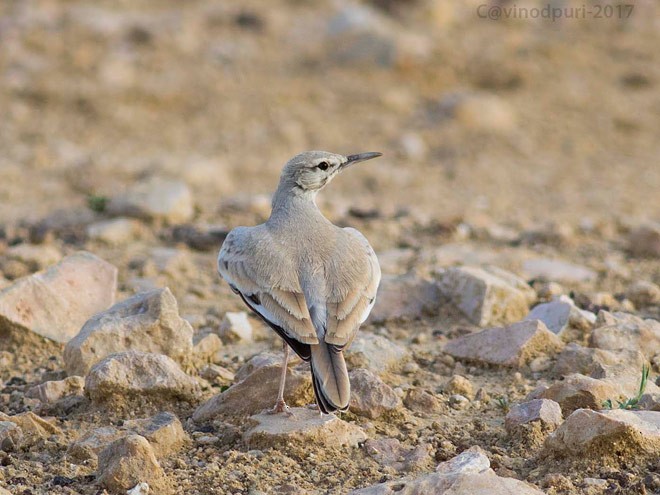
[496,395,510,414]
[87,194,108,213]
[602,364,650,410]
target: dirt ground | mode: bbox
[0,0,659,494]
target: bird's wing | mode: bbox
[217,226,319,353]
[324,227,381,347]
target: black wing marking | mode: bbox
[234,287,312,361]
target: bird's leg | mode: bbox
[269,342,293,415]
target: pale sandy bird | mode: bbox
[217,151,382,414]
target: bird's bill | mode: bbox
[342,152,382,170]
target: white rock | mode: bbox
[243,407,366,449]
[437,265,535,327]
[65,288,193,376]
[218,312,253,343]
[365,438,432,472]
[127,482,150,495]
[0,252,117,343]
[108,177,194,224]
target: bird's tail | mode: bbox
[310,342,350,414]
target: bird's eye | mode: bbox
[317,162,329,171]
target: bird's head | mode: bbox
[278,150,382,194]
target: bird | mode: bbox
[217,150,382,414]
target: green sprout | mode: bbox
[496,395,510,414]
[602,364,650,410]
[87,194,108,213]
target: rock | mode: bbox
[68,426,125,463]
[552,343,647,377]
[108,178,194,224]
[200,364,235,384]
[345,333,410,373]
[0,488,11,495]
[243,407,366,449]
[325,5,397,68]
[544,409,660,461]
[522,258,596,283]
[368,274,441,321]
[233,352,284,382]
[85,351,200,406]
[539,374,621,415]
[448,394,469,410]
[97,435,170,494]
[436,266,535,327]
[444,375,473,398]
[0,252,117,344]
[444,320,564,368]
[628,222,660,258]
[127,483,150,495]
[403,389,443,415]
[193,361,311,421]
[123,412,188,458]
[375,248,415,276]
[625,280,660,308]
[349,369,401,419]
[192,333,222,363]
[5,243,62,271]
[147,247,194,277]
[435,446,490,474]
[218,312,253,343]
[0,421,23,452]
[350,446,545,495]
[525,296,595,341]
[87,218,140,245]
[0,411,62,440]
[364,438,432,472]
[450,93,517,133]
[505,399,563,434]
[64,288,193,376]
[26,376,85,403]
[589,313,660,359]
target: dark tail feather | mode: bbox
[310,342,350,414]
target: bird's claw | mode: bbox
[268,399,294,417]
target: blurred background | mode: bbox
[0,0,658,233]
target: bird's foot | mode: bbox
[268,399,294,417]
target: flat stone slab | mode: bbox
[243,408,367,449]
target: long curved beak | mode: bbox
[341,152,382,170]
